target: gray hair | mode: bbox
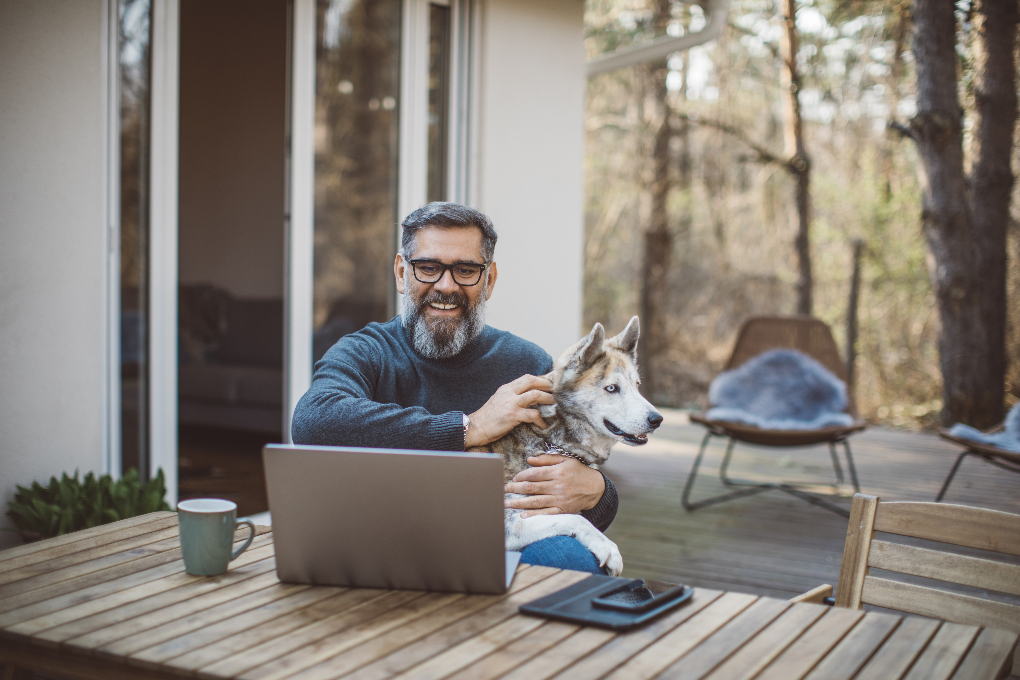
[399,202,498,261]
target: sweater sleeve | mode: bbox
[290,336,464,451]
[580,473,618,532]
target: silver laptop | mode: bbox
[263,444,521,594]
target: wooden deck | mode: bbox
[603,409,1020,600]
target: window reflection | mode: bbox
[313,0,403,362]
[119,0,152,478]
[428,3,451,203]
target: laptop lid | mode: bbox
[263,444,517,594]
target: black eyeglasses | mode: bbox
[408,259,491,286]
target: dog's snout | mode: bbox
[648,412,663,429]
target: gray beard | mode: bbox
[401,278,487,359]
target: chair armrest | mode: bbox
[789,584,833,604]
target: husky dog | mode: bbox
[470,316,662,576]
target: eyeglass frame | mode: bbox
[406,259,493,286]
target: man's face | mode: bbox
[394,226,498,359]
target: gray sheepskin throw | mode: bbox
[947,401,1020,453]
[706,349,855,430]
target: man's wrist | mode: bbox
[462,413,470,448]
[583,466,606,511]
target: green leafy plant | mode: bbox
[6,469,171,540]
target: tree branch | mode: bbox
[680,112,790,168]
[887,119,916,141]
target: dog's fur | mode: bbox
[469,316,662,575]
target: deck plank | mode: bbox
[603,412,1020,600]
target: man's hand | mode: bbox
[465,375,554,447]
[503,455,605,518]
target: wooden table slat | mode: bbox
[701,602,829,680]
[200,589,420,680]
[289,567,580,680]
[0,516,181,574]
[949,627,1018,680]
[43,551,279,647]
[853,616,942,680]
[549,589,726,680]
[802,612,901,680]
[443,620,580,680]
[602,592,758,680]
[497,626,617,680]
[657,597,792,680]
[264,568,553,680]
[90,570,298,657]
[391,610,549,680]
[754,606,865,680]
[0,531,263,624]
[0,513,177,566]
[9,538,277,639]
[0,527,183,589]
[192,590,455,680]
[130,579,325,668]
[158,586,350,671]
[0,526,267,603]
[901,622,981,680]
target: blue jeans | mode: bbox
[520,536,607,575]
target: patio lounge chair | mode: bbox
[798,493,1020,677]
[937,426,1020,503]
[683,315,866,517]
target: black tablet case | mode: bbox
[519,575,694,631]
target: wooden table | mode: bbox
[0,512,1015,680]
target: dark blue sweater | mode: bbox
[291,316,618,530]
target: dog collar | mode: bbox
[545,443,595,469]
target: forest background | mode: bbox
[583,0,1020,429]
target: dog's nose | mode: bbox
[648,412,663,429]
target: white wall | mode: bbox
[0,0,109,548]
[474,0,586,359]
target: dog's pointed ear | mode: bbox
[608,316,640,360]
[571,323,606,371]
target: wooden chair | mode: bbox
[805,493,1020,677]
[936,427,1020,502]
[684,316,866,517]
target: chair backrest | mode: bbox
[836,493,1020,670]
[726,315,855,415]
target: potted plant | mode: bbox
[5,469,171,542]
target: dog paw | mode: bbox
[590,537,624,576]
[603,544,624,576]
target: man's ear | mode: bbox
[394,254,406,294]
[569,323,606,371]
[484,261,498,300]
[608,316,640,360]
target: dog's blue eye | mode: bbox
[605,385,618,393]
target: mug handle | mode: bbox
[230,519,256,561]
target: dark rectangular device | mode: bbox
[520,575,694,630]
[592,578,689,612]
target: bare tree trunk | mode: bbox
[883,1,911,198]
[638,0,674,401]
[969,0,1017,426]
[780,0,812,315]
[909,0,1017,427]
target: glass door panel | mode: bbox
[119,0,153,478]
[312,0,403,361]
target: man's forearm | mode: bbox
[291,389,464,451]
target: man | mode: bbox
[291,202,619,573]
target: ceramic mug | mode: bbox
[177,498,256,576]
